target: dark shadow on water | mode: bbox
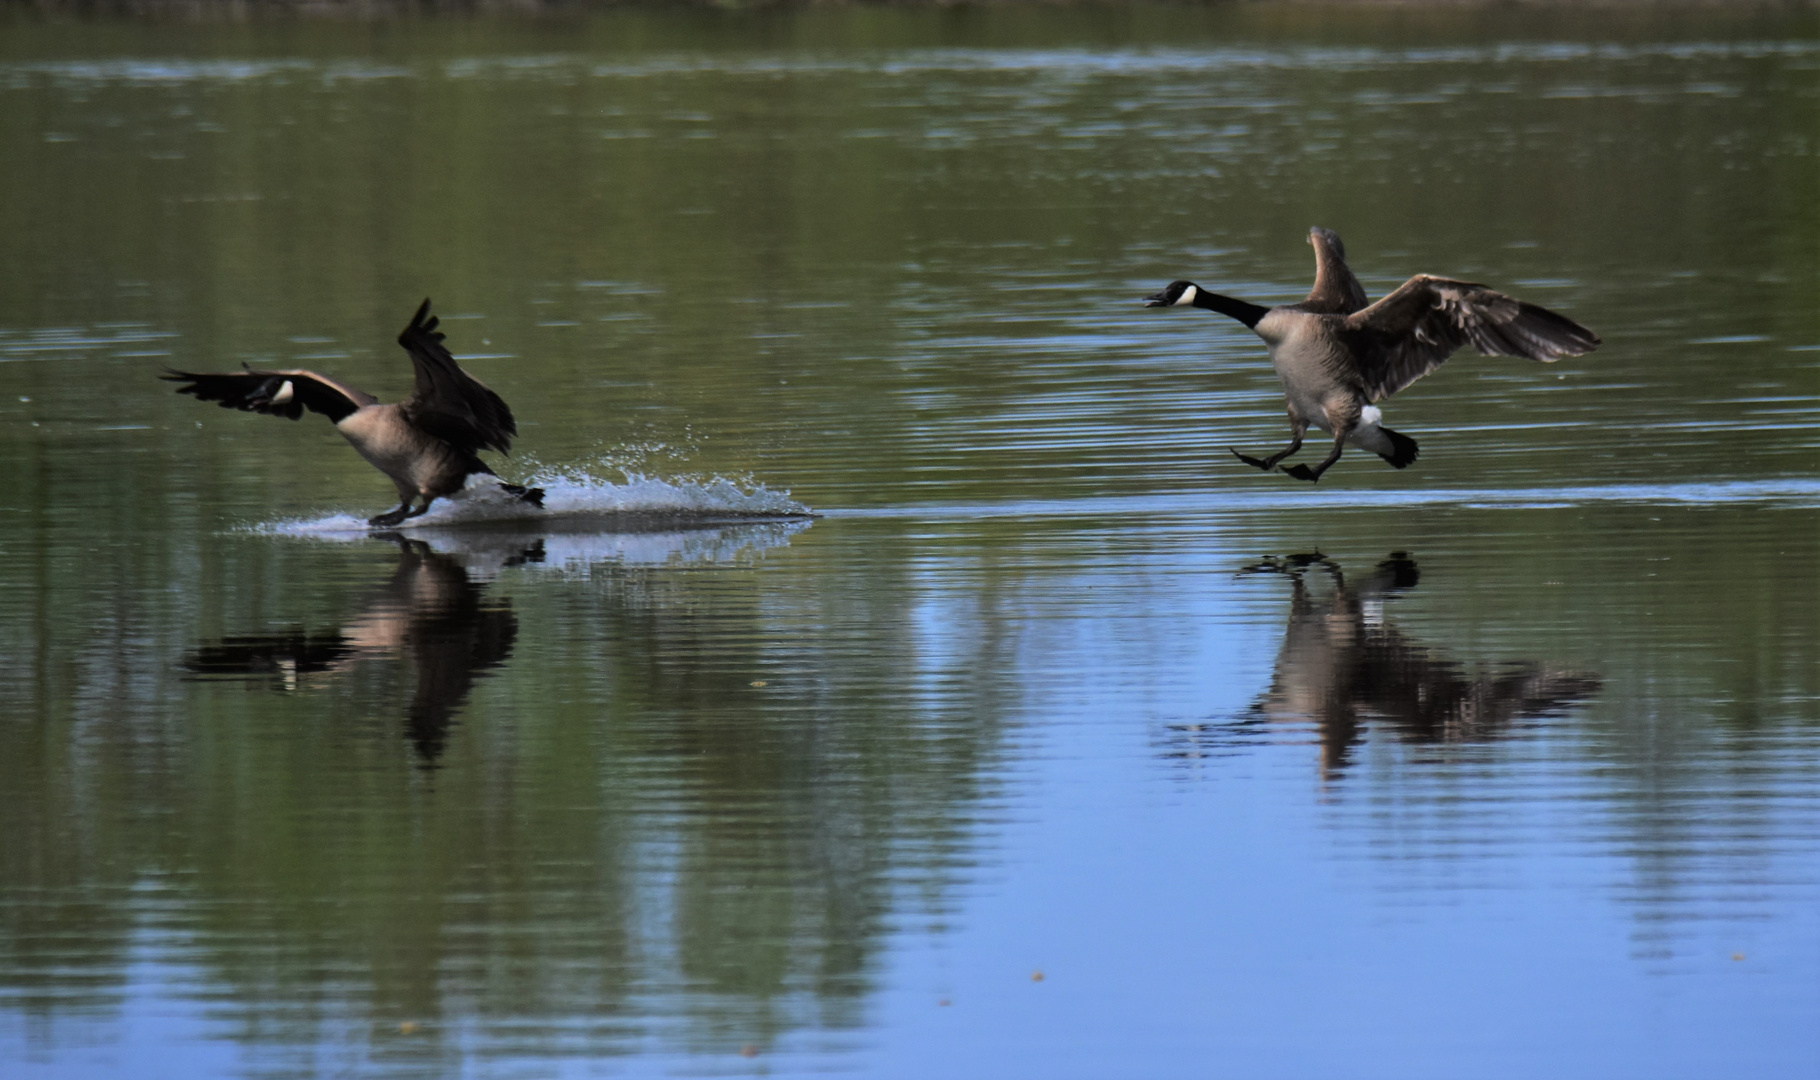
[184,535,535,763]
[1167,552,1601,779]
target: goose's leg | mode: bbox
[1232,417,1307,471]
[369,477,423,528]
[1283,427,1349,483]
[401,497,433,520]
[369,501,415,527]
[1231,438,1302,471]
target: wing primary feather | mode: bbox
[1341,275,1598,401]
[395,298,519,457]
[163,368,364,423]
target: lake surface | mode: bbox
[1,7,1816,1078]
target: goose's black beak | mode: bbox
[1142,292,1171,307]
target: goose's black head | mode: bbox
[245,375,295,407]
[1308,226,1347,262]
[1143,281,1203,308]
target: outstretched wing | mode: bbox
[395,299,517,456]
[1338,275,1600,402]
[162,367,372,423]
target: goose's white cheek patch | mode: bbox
[1173,285,1199,307]
[272,380,295,405]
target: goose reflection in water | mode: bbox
[1174,552,1600,778]
[184,535,538,762]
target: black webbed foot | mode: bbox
[1282,464,1321,483]
[369,502,414,527]
[499,482,546,508]
[1230,448,1274,471]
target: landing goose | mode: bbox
[1144,228,1600,481]
[165,300,544,525]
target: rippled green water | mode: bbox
[2,8,1816,1079]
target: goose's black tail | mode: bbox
[499,482,546,508]
[1379,427,1420,470]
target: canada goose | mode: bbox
[1144,227,1600,481]
[164,299,544,525]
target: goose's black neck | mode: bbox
[1193,290,1269,329]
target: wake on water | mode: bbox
[253,468,813,539]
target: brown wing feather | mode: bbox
[162,367,371,423]
[1338,275,1600,403]
[395,298,518,456]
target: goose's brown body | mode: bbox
[335,403,480,504]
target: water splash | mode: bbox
[256,517,809,578]
[252,469,812,537]
[531,466,811,519]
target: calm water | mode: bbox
[2,7,1817,1078]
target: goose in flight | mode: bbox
[1144,228,1600,481]
[165,300,544,525]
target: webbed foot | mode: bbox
[369,502,414,527]
[499,482,546,508]
[1230,448,1274,471]
[1282,464,1321,483]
